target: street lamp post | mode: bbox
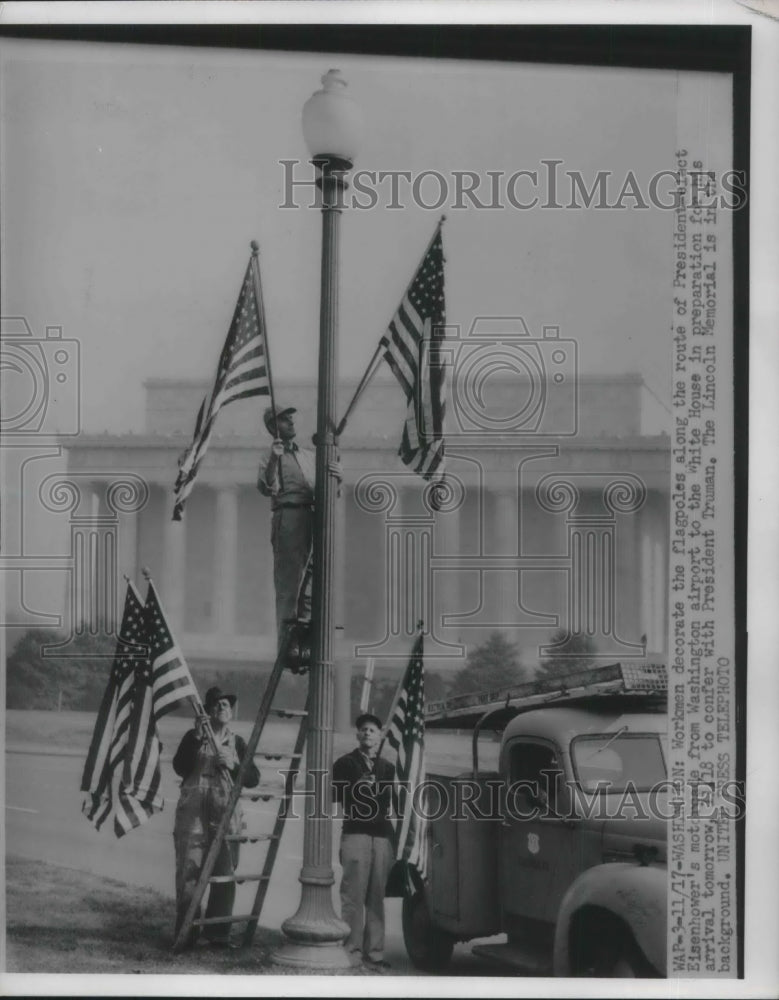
[272,69,361,971]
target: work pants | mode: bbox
[270,506,313,645]
[174,783,241,945]
[339,832,394,962]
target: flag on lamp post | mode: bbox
[114,579,199,837]
[173,249,272,520]
[379,224,446,485]
[383,633,428,886]
[81,581,148,831]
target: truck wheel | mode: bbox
[590,938,652,977]
[573,918,657,978]
[402,892,455,972]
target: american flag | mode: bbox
[379,224,446,483]
[173,252,271,520]
[384,633,428,884]
[80,581,148,831]
[115,580,199,836]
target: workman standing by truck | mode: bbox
[332,712,396,971]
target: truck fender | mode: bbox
[553,862,666,976]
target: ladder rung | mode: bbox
[192,913,256,927]
[172,657,310,955]
[223,833,279,843]
[208,873,270,885]
[255,750,303,761]
[240,788,287,801]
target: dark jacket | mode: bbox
[172,728,260,788]
[332,747,395,839]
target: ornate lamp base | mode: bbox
[270,940,353,971]
[270,885,351,970]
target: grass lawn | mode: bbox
[5,856,375,975]
[5,709,195,754]
[4,710,299,760]
[5,709,495,772]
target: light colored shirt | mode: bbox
[257,441,315,508]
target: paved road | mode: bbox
[6,748,500,976]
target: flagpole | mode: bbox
[137,569,230,783]
[359,657,375,713]
[173,244,278,520]
[335,347,384,437]
[250,240,285,492]
[335,215,446,439]
[250,241,277,426]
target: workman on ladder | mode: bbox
[257,404,342,662]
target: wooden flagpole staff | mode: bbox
[136,568,233,785]
[251,240,283,491]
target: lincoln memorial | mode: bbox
[61,371,670,683]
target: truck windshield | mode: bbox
[571,733,666,792]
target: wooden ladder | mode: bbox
[172,631,309,952]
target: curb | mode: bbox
[6,744,175,762]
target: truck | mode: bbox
[395,661,668,978]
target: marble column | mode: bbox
[495,487,518,627]
[434,498,461,634]
[89,480,119,635]
[118,506,138,588]
[214,486,238,635]
[82,482,101,633]
[615,493,641,646]
[162,506,187,636]
[522,477,567,627]
[641,493,667,656]
[655,498,668,656]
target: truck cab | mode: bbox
[399,663,667,977]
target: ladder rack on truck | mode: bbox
[424,661,667,731]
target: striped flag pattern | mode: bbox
[173,254,271,520]
[379,226,446,483]
[384,634,428,884]
[114,580,199,836]
[80,582,148,831]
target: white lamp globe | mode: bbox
[301,69,362,165]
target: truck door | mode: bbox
[500,738,579,925]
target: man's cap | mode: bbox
[204,686,237,711]
[263,404,296,429]
[355,712,383,729]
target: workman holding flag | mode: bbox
[172,686,260,947]
[257,404,342,654]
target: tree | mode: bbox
[449,632,526,697]
[536,629,598,680]
[6,627,116,710]
[349,668,449,722]
[425,671,448,703]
